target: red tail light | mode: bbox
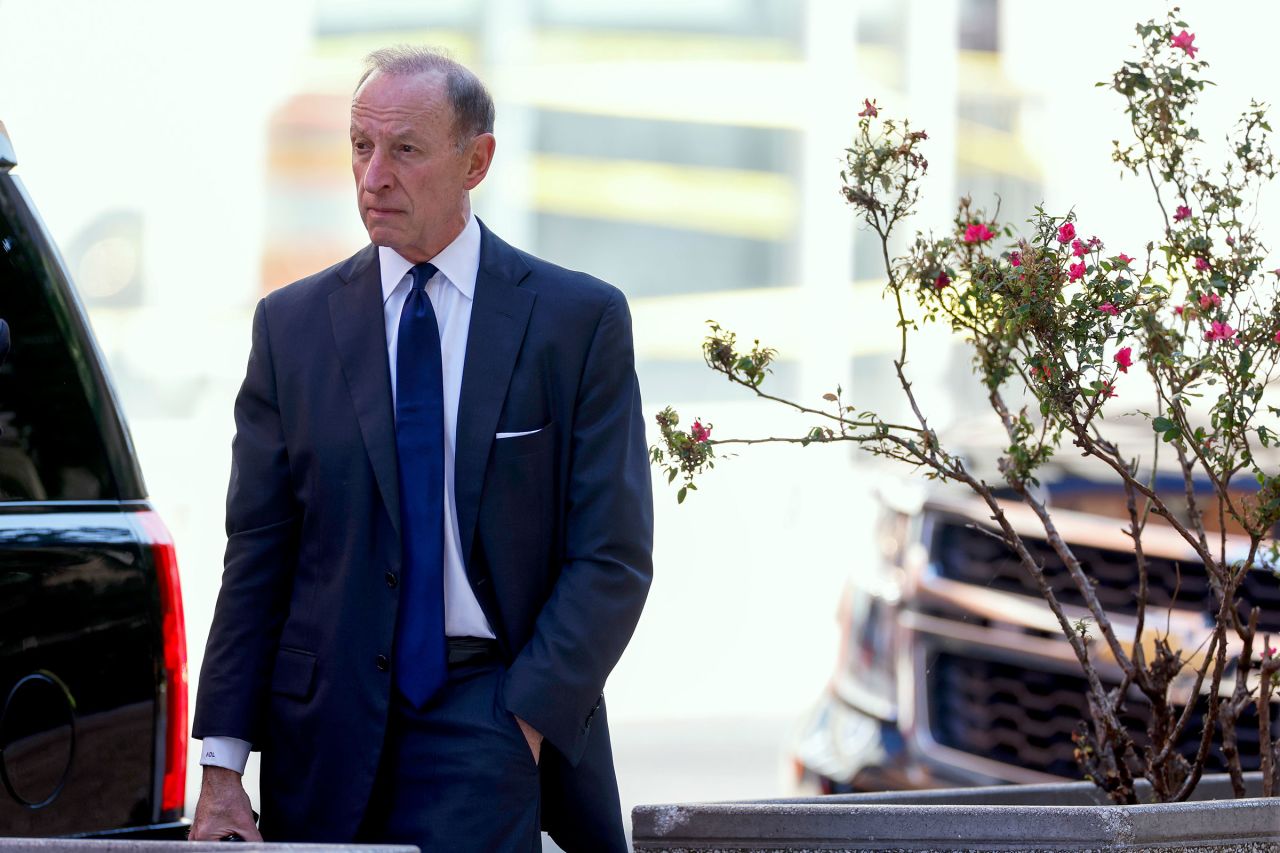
[135,510,188,819]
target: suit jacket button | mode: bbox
[385,572,398,588]
[375,654,389,672]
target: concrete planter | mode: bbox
[632,773,1279,852]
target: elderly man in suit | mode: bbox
[187,46,653,852]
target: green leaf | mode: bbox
[677,486,687,504]
[1152,416,1176,432]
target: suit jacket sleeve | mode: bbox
[191,296,301,746]
[502,287,654,765]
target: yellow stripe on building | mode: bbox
[631,280,901,362]
[956,119,1042,179]
[532,154,796,241]
[535,29,797,63]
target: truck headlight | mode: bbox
[831,508,908,721]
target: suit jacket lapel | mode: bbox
[455,221,534,570]
[329,244,402,540]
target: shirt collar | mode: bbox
[378,213,480,305]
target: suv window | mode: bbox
[0,193,117,501]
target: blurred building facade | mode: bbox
[261,0,1040,418]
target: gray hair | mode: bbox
[355,46,495,147]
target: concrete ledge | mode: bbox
[0,843,417,852]
[632,772,1280,852]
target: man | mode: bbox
[188,47,653,852]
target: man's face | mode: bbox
[350,70,489,261]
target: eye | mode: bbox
[352,140,370,152]
[399,144,416,154]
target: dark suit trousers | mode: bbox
[356,660,541,852]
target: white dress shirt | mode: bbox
[201,214,494,774]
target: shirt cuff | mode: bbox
[199,736,251,774]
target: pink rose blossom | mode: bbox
[934,271,951,289]
[859,98,878,117]
[1174,205,1192,222]
[1068,261,1086,282]
[1198,292,1222,310]
[1194,257,1210,272]
[691,420,712,442]
[1087,236,1103,251]
[1071,239,1087,257]
[1174,304,1185,316]
[1100,380,1117,399]
[1010,251,1022,267]
[1097,303,1120,316]
[963,223,995,243]
[1204,320,1238,343]
[1117,253,1134,265]
[1225,235,1236,247]
[1171,29,1198,58]
[1057,222,1076,243]
[1114,347,1133,373]
[1274,330,1280,344]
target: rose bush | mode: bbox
[651,7,1280,803]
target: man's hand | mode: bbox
[189,765,262,842]
[513,715,543,765]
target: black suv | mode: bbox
[0,121,188,837]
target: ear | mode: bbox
[462,133,496,191]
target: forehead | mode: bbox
[350,71,453,136]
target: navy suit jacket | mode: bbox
[192,221,654,850]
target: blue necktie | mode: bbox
[392,261,448,708]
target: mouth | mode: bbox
[366,207,403,217]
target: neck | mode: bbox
[402,199,470,263]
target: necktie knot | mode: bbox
[411,262,438,293]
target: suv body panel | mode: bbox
[0,145,187,836]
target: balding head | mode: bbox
[355,46,495,149]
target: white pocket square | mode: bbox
[495,428,542,439]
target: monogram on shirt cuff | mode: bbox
[200,736,252,775]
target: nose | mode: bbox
[361,147,394,195]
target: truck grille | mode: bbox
[931,517,1280,632]
[927,649,1280,778]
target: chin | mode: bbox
[364,224,399,247]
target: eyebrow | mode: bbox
[349,122,422,142]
